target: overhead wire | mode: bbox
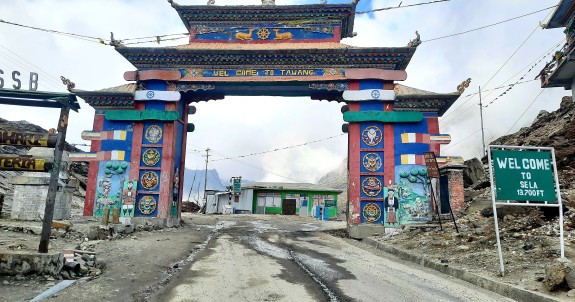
[423,5,557,42]
[210,134,345,162]
[504,89,545,136]
[354,0,450,15]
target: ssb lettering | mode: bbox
[0,69,39,91]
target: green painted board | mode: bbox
[343,111,423,123]
[105,110,179,121]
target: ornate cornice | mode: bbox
[115,47,415,70]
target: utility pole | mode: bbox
[203,148,210,206]
[479,86,486,158]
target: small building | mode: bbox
[207,182,342,219]
[541,0,575,96]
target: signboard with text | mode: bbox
[491,150,556,202]
[423,152,440,178]
[232,177,241,194]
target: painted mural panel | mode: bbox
[120,180,137,224]
[141,148,162,167]
[93,161,129,217]
[360,124,383,149]
[194,26,335,42]
[360,201,384,224]
[143,124,164,145]
[171,167,180,218]
[385,164,432,227]
[139,170,160,192]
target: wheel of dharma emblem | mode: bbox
[371,90,381,99]
[257,28,271,40]
[146,90,155,99]
[362,202,382,223]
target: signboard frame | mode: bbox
[488,145,565,276]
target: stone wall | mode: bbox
[0,251,64,276]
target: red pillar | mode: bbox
[159,103,177,218]
[347,81,361,224]
[84,114,104,216]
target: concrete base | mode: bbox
[0,251,64,276]
[130,217,180,228]
[348,224,385,239]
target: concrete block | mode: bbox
[348,224,384,239]
[0,251,64,276]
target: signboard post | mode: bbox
[488,145,564,276]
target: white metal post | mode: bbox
[488,146,506,276]
[550,147,565,259]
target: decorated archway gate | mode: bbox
[71,1,466,238]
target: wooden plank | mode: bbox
[134,90,181,101]
[343,111,423,123]
[342,89,395,101]
[345,69,407,81]
[187,123,195,132]
[124,70,182,81]
[105,110,179,121]
[0,130,57,147]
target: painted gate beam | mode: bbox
[343,111,423,123]
[342,89,395,101]
[134,90,181,101]
[105,110,179,121]
[0,155,53,172]
[0,130,57,148]
[345,69,407,81]
[123,70,182,81]
[69,150,126,162]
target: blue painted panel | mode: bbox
[360,123,384,149]
[195,26,335,41]
[393,120,429,163]
[138,170,161,192]
[359,101,383,111]
[360,201,384,224]
[360,151,384,173]
[140,147,163,168]
[145,101,167,111]
[135,194,159,217]
[100,120,133,162]
[143,122,164,145]
[422,112,438,117]
[394,143,430,163]
[146,81,167,90]
[360,176,384,198]
[359,80,384,90]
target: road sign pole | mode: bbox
[488,146,505,276]
[551,148,565,259]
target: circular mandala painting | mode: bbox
[362,177,382,197]
[140,171,159,190]
[142,148,161,167]
[362,126,382,146]
[145,125,163,144]
[362,153,382,172]
[362,203,382,223]
[138,196,157,215]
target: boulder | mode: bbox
[543,259,573,291]
[566,267,575,289]
[463,158,485,188]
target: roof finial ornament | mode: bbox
[407,31,421,47]
[60,76,76,92]
[207,0,215,5]
[167,0,177,7]
[109,32,124,47]
[320,0,327,4]
[353,0,360,4]
[262,0,275,6]
[457,78,472,94]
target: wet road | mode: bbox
[158,219,514,302]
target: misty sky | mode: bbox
[0,0,568,183]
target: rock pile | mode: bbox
[60,248,104,280]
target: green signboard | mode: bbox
[325,199,336,207]
[232,178,241,194]
[492,150,556,202]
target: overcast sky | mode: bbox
[0,0,568,184]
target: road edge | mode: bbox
[362,238,560,302]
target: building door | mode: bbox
[256,193,266,214]
[282,199,296,215]
[439,175,450,214]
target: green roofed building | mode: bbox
[207,182,342,219]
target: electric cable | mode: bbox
[504,89,545,135]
